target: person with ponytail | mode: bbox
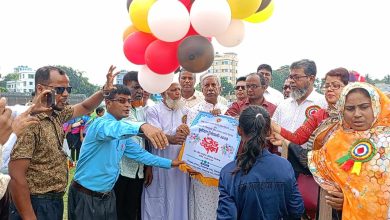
[217,106,304,220]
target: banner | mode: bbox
[179,111,240,184]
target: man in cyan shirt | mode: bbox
[68,84,182,220]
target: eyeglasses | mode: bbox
[109,98,132,104]
[322,83,343,91]
[283,85,290,90]
[40,84,72,94]
[235,85,246,90]
[288,75,309,81]
[246,84,262,90]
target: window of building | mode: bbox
[29,82,33,85]
[28,74,34,79]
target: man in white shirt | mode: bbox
[257,64,284,106]
[179,69,228,108]
[272,59,327,149]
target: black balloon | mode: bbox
[256,0,271,12]
[126,0,133,11]
[177,35,214,73]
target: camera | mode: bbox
[46,90,56,107]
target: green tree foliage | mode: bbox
[55,65,99,96]
[0,72,18,92]
[271,65,290,92]
[220,77,234,97]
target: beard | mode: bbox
[165,96,185,110]
[291,83,309,100]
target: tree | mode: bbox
[365,74,374,84]
[55,65,99,96]
[271,65,290,92]
[0,72,19,92]
[384,75,390,84]
[220,77,234,97]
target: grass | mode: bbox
[63,167,75,220]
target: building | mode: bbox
[207,52,239,85]
[115,69,128,85]
[6,65,35,94]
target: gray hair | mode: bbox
[200,73,221,87]
[290,59,317,77]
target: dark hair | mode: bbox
[235,106,271,175]
[105,84,131,100]
[123,71,138,85]
[290,59,317,77]
[95,106,105,115]
[35,66,66,91]
[257,64,272,74]
[236,76,246,84]
[247,72,267,86]
[325,67,349,85]
[347,88,370,100]
[178,68,196,82]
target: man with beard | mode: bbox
[179,69,228,108]
[272,59,327,149]
[142,82,191,220]
[113,71,153,220]
[186,73,227,220]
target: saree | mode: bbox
[308,82,390,219]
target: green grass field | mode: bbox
[63,167,75,220]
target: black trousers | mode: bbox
[68,184,116,220]
[0,187,10,220]
[114,175,144,220]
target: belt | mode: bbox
[31,192,65,199]
[72,181,112,199]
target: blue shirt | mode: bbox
[74,113,172,192]
[217,149,304,220]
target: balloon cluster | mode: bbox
[123,0,274,93]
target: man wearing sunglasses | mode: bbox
[233,76,247,103]
[8,65,169,220]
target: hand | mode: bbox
[176,124,190,136]
[103,65,120,93]
[174,132,187,145]
[171,159,185,167]
[0,97,13,145]
[326,185,344,210]
[144,166,153,187]
[210,108,221,116]
[141,124,169,149]
[268,132,289,147]
[30,90,52,114]
[12,105,39,137]
[271,120,281,134]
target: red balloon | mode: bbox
[185,25,212,42]
[145,40,180,74]
[179,0,193,11]
[123,32,156,65]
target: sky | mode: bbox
[1,0,390,86]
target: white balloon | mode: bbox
[190,0,231,37]
[138,65,174,94]
[148,0,190,42]
[215,19,245,47]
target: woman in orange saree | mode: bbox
[308,82,390,219]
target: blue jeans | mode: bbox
[9,194,64,220]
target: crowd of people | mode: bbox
[1,59,390,220]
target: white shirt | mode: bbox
[187,100,228,125]
[183,90,228,108]
[272,90,327,148]
[264,86,284,106]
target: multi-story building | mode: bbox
[6,66,35,93]
[115,70,128,85]
[207,52,239,85]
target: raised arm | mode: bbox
[72,65,120,119]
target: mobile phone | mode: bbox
[46,90,56,107]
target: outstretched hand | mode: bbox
[141,124,169,149]
[171,159,185,167]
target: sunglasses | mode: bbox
[41,84,72,94]
[235,85,246,90]
[109,98,132,104]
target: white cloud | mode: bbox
[1,0,389,85]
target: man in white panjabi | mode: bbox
[187,73,228,220]
[141,82,191,220]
